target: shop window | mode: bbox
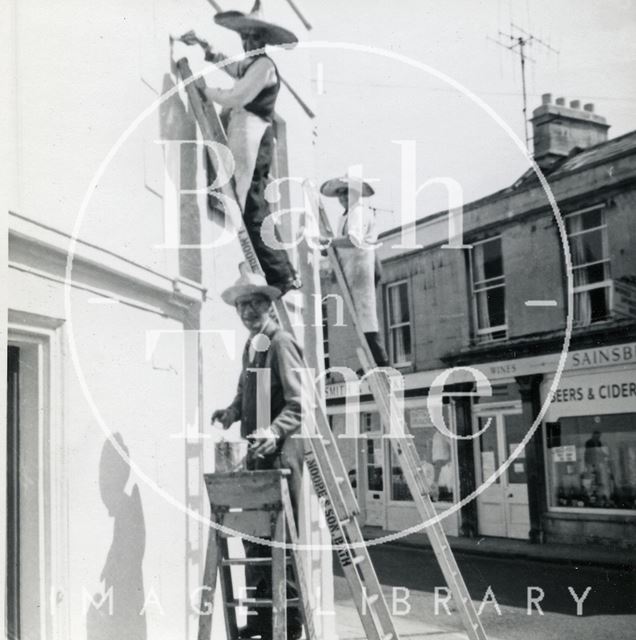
[565,206,611,325]
[386,280,412,365]
[389,406,455,503]
[547,413,636,511]
[471,236,507,342]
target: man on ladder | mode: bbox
[181,2,301,295]
[320,175,389,367]
[211,271,304,640]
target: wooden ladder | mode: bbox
[197,470,316,640]
[177,58,400,640]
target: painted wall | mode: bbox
[10,1,324,639]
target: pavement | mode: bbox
[361,526,636,569]
[333,528,634,639]
[335,600,480,639]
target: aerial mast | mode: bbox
[489,23,559,151]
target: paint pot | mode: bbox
[215,440,249,472]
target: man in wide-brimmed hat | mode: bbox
[321,175,390,368]
[181,1,300,295]
[211,271,304,639]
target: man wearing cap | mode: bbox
[181,2,300,295]
[321,176,390,368]
[211,271,304,640]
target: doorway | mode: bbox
[473,404,530,539]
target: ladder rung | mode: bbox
[221,557,290,566]
[351,555,365,566]
[335,476,345,484]
[366,594,379,606]
[227,598,300,608]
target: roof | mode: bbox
[380,128,636,240]
[513,129,636,189]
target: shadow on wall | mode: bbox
[86,434,147,640]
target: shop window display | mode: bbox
[547,413,636,510]
[390,406,455,503]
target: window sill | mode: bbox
[546,508,636,520]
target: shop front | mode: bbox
[327,393,460,538]
[325,340,636,546]
[542,364,636,546]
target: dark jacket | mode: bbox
[226,318,304,507]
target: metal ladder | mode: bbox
[313,197,488,640]
[177,57,400,640]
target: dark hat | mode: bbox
[320,176,375,198]
[215,1,298,47]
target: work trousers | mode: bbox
[243,125,296,289]
[243,447,303,638]
[364,331,390,367]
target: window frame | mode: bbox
[7,312,68,639]
[385,279,413,367]
[564,204,612,326]
[470,235,508,342]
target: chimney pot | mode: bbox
[532,94,609,172]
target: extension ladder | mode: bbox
[177,58,400,640]
[198,470,316,640]
[313,197,488,640]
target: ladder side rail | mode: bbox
[280,481,319,640]
[177,59,399,639]
[358,348,488,640]
[177,57,359,518]
[197,522,220,640]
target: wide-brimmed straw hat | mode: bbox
[320,176,375,198]
[221,272,281,306]
[215,1,298,47]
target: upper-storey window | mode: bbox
[565,205,611,325]
[471,236,507,341]
[386,280,412,365]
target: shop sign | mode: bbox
[569,343,636,370]
[546,369,636,419]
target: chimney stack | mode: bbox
[531,95,609,171]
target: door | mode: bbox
[365,434,385,526]
[474,407,530,539]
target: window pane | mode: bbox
[391,325,411,362]
[588,287,610,321]
[367,439,383,491]
[574,287,610,324]
[475,286,506,330]
[547,413,636,510]
[389,283,409,325]
[573,262,608,287]
[481,238,503,280]
[398,283,409,322]
[390,406,454,502]
[478,416,499,484]
[581,208,603,230]
[571,230,604,267]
